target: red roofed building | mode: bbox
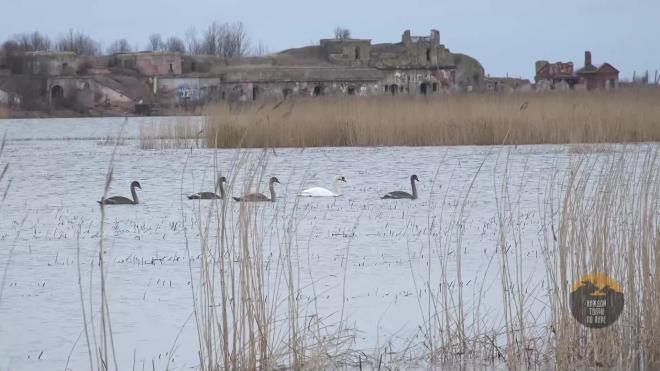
[576,51,619,90]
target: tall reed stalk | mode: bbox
[543,147,660,369]
[189,151,354,370]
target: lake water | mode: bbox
[0,116,638,370]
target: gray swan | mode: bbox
[233,177,280,202]
[381,175,419,200]
[188,176,227,200]
[98,181,142,205]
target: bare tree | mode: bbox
[221,22,250,58]
[165,36,186,53]
[199,21,250,57]
[106,39,132,54]
[334,27,351,40]
[147,33,164,51]
[202,22,221,56]
[56,29,100,56]
[1,40,21,55]
[5,32,52,52]
[185,27,201,55]
[250,40,270,56]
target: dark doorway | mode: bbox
[283,88,292,99]
[169,63,173,72]
[313,85,322,97]
[347,86,356,95]
[420,83,429,96]
[389,84,398,96]
[355,47,360,60]
[426,49,431,62]
[51,85,64,100]
[432,82,438,92]
[252,86,259,101]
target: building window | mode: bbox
[426,49,431,62]
[355,47,360,60]
[432,82,438,92]
[283,88,292,99]
[169,63,173,72]
[420,83,429,96]
[347,86,356,95]
[252,86,259,100]
[384,85,389,92]
[51,85,64,105]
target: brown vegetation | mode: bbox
[204,88,660,148]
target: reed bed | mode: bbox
[139,117,207,149]
[204,88,660,148]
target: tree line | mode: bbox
[0,21,262,57]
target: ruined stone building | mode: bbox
[157,29,484,105]
[535,51,619,91]
[0,29,484,113]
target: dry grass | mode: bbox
[204,87,660,148]
[542,148,660,369]
[189,151,355,370]
[139,117,206,149]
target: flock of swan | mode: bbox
[98,175,420,205]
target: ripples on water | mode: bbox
[0,117,637,370]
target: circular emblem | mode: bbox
[570,272,624,328]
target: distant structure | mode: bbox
[535,51,618,91]
[0,28,485,114]
[575,51,619,90]
[484,77,532,93]
[534,61,578,90]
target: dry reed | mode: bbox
[139,117,206,149]
[542,147,660,369]
[189,151,354,370]
[204,87,660,148]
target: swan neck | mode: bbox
[218,181,225,198]
[411,178,417,199]
[333,179,342,195]
[269,182,276,201]
[131,185,139,204]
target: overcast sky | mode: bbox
[2,0,658,79]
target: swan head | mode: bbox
[131,181,142,190]
[411,174,419,182]
[335,175,347,183]
[217,176,227,184]
[270,177,281,185]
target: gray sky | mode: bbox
[2,0,658,79]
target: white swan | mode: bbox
[299,176,346,197]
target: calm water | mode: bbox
[0,117,636,370]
